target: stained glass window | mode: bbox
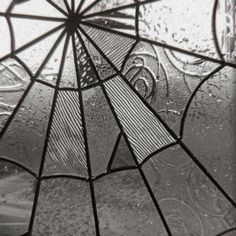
[0,0,236,235]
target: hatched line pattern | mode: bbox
[43,91,87,176]
[105,76,175,162]
[81,25,135,69]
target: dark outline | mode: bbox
[27,30,69,235]
[0,1,235,236]
[72,33,101,236]
[80,20,236,69]
[76,27,173,236]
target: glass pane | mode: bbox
[0,1,235,236]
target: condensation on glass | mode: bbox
[0,0,235,236]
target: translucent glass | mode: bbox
[0,1,235,236]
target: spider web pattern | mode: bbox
[0,0,235,235]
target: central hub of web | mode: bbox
[65,14,81,34]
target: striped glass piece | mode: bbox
[75,34,99,88]
[105,76,175,163]
[79,30,116,80]
[43,91,87,177]
[109,135,135,170]
[81,25,136,70]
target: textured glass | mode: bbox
[0,162,35,236]
[0,0,235,236]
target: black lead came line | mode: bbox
[71,33,101,236]
[75,0,84,15]
[79,20,236,69]
[179,64,225,138]
[76,27,173,236]
[80,0,161,19]
[212,0,225,62]
[79,23,236,210]
[0,23,66,140]
[0,156,37,178]
[78,0,103,16]
[27,31,69,235]
[77,22,236,231]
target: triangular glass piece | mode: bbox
[43,91,87,177]
[16,28,63,75]
[80,24,136,70]
[0,82,55,172]
[10,18,62,50]
[12,0,66,18]
[105,75,175,163]
[79,29,116,80]
[37,34,66,86]
[74,33,99,88]
[83,6,136,35]
[59,37,78,88]
[82,86,120,176]
[0,58,30,131]
[109,134,136,170]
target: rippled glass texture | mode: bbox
[0,0,235,236]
